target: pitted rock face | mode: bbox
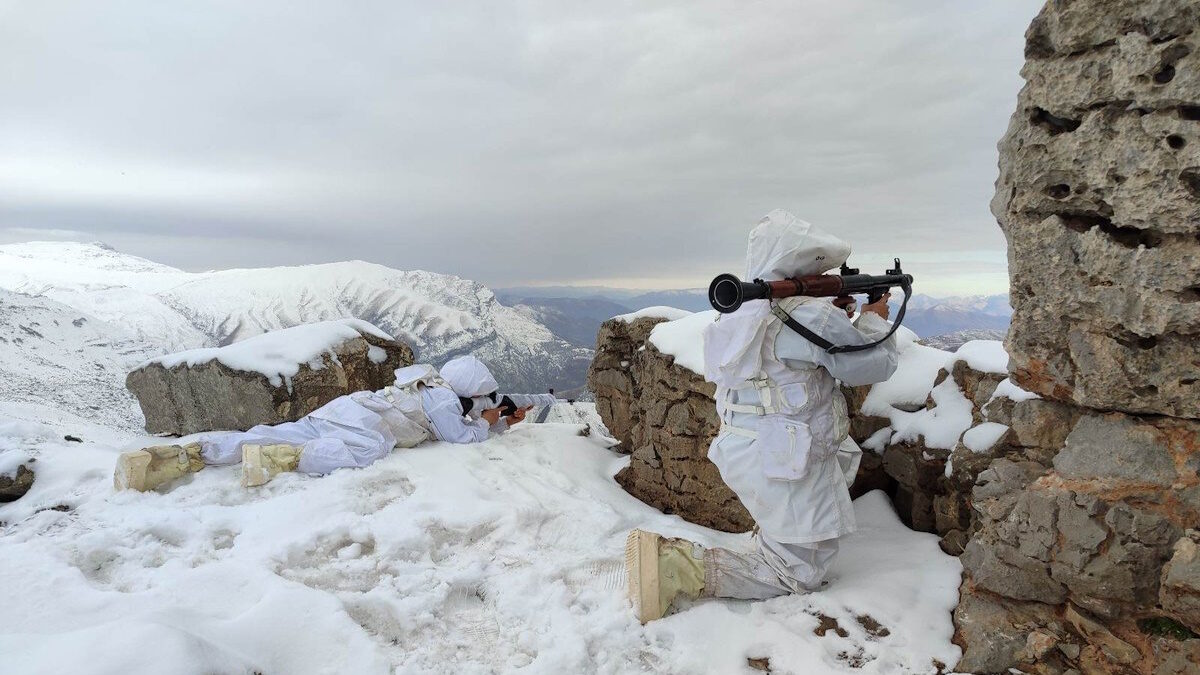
[955,2,1200,672]
[994,0,1200,419]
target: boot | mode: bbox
[241,443,302,487]
[114,443,204,491]
[625,529,706,624]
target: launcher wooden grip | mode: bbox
[764,275,844,298]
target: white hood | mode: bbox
[705,210,850,388]
[746,210,850,280]
[439,355,499,398]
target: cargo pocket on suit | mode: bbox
[756,417,814,481]
[776,382,811,414]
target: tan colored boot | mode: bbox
[114,443,204,491]
[625,529,706,624]
[241,443,302,487]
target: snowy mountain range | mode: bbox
[0,242,593,428]
[0,289,158,431]
[501,286,1011,352]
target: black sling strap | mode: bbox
[769,282,912,354]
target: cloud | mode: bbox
[0,0,1043,292]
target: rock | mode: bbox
[127,322,414,435]
[1053,413,1181,486]
[1064,604,1142,666]
[1021,630,1059,662]
[966,3,1200,652]
[1161,531,1200,633]
[1023,0,1200,58]
[995,0,1200,420]
[1008,399,1080,450]
[0,464,34,502]
[939,529,969,556]
[612,342,753,532]
[848,449,894,500]
[953,591,1046,674]
[1151,638,1200,675]
[1055,499,1180,606]
[587,316,671,452]
[981,394,1017,426]
[961,490,1068,605]
[948,360,1007,412]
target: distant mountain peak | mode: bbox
[0,241,591,395]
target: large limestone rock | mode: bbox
[994,0,1200,419]
[128,320,414,435]
[956,2,1200,672]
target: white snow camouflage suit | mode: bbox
[699,210,900,597]
[200,363,445,474]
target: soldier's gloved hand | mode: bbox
[861,293,891,321]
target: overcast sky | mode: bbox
[1,0,1044,295]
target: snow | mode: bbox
[890,378,974,450]
[953,340,1008,375]
[989,377,1040,403]
[647,310,718,375]
[862,427,893,454]
[0,242,587,395]
[0,407,963,674]
[962,423,1010,454]
[860,335,1013,451]
[613,306,692,323]
[144,319,391,389]
[861,327,953,417]
[0,289,157,431]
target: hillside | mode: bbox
[0,289,157,431]
[0,242,590,395]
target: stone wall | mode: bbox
[587,316,663,453]
[588,315,753,532]
[954,2,1200,672]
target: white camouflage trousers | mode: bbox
[700,437,860,598]
[702,534,839,598]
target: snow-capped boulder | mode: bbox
[127,320,414,435]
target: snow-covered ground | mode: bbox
[1,398,962,674]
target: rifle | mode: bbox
[707,258,914,354]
